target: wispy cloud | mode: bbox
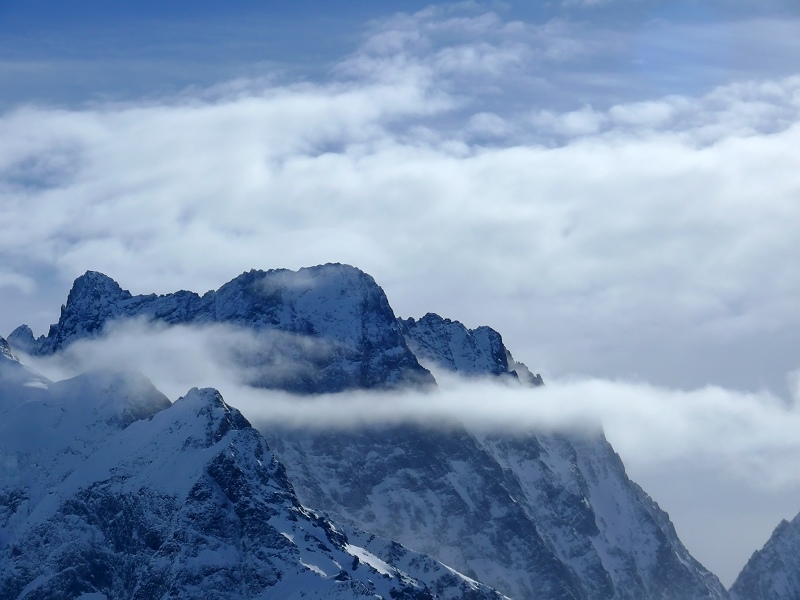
[0,271,35,294]
[18,319,800,489]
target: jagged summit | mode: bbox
[172,386,254,446]
[69,269,132,303]
[400,312,543,385]
[6,325,33,354]
[9,264,435,393]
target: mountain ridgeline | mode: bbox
[9,266,434,394]
[3,263,775,599]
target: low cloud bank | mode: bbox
[244,374,800,489]
[18,320,800,489]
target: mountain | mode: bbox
[267,313,726,600]
[399,313,543,385]
[6,265,729,599]
[730,513,800,600]
[9,266,433,393]
[0,341,502,600]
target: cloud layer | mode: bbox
[2,40,800,394]
[19,319,800,487]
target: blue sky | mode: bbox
[2,0,800,585]
[2,1,799,109]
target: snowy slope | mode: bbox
[730,512,800,600]
[475,431,726,599]
[0,344,502,600]
[266,423,727,599]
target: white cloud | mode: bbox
[466,111,511,137]
[20,319,800,488]
[562,0,612,6]
[2,65,800,399]
[530,104,607,136]
[0,271,35,294]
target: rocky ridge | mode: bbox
[399,313,543,385]
[9,266,433,393]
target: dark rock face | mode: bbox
[9,264,434,393]
[730,513,800,600]
[0,371,502,600]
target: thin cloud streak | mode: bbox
[18,320,800,489]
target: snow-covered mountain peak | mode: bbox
[730,511,800,599]
[170,386,254,448]
[9,264,435,393]
[5,325,34,354]
[52,368,171,426]
[400,312,543,385]
[254,262,376,292]
[69,269,132,303]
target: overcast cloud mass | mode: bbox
[2,0,800,586]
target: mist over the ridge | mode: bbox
[15,317,800,585]
[15,319,800,485]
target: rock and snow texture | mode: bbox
[5,266,728,599]
[268,310,726,599]
[267,424,727,600]
[399,313,543,385]
[267,314,726,599]
[0,337,15,361]
[730,512,800,600]
[9,265,433,393]
[0,353,501,600]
